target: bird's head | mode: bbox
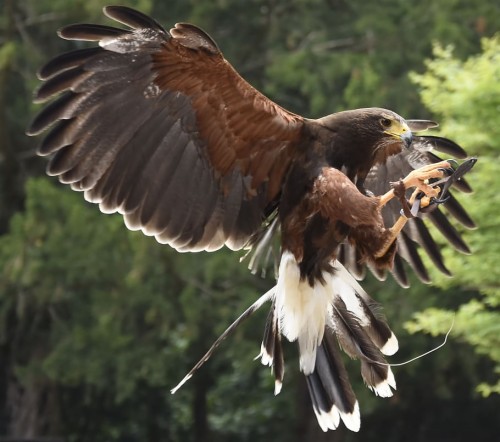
[317,108,414,167]
[377,110,413,148]
[350,108,414,162]
[370,108,414,164]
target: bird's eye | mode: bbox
[380,118,392,128]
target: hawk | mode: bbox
[27,6,475,432]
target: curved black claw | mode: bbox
[409,158,477,217]
[440,157,477,199]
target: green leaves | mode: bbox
[0,177,290,440]
[411,36,500,153]
[407,35,500,397]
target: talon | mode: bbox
[433,157,478,204]
[438,167,455,176]
[433,195,451,205]
[377,159,477,248]
[402,161,450,198]
[407,159,477,216]
[377,160,466,210]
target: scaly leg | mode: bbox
[378,160,450,208]
[374,161,450,259]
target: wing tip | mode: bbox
[170,22,220,54]
[103,5,166,33]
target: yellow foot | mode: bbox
[402,161,450,199]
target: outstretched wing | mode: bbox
[340,135,475,287]
[27,6,304,252]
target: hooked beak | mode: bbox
[400,130,413,149]
[384,120,413,149]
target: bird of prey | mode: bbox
[27,6,476,432]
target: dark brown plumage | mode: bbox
[27,6,475,432]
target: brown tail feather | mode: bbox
[257,303,285,394]
[330,296,396,397]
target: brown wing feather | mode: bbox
[28,6,304,252]
[153,23,300,193]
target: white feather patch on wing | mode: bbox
[276,252,334,374]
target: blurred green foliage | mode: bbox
[0,0,499,441]
[407,36,500,397]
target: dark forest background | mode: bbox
[1,0,499,441]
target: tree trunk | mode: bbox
[0,0,24,234]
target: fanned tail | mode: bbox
[259,252,398,431]
[173,251,398,433]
